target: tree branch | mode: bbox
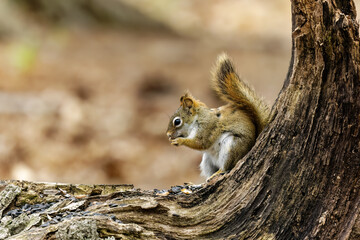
[0,1,359,239]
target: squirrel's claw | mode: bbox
[171,138,184,146]
[171,142,179,146]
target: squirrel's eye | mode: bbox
[173,117,182,127]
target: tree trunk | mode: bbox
[1,0,360,239]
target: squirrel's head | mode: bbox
[166,91,205,142]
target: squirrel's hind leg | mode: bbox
[200,153,218,178]
[219,133,252,172]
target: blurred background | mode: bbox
[0,0,358,189]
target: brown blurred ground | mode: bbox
[0,1,358,189]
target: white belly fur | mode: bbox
[200,132,234,177]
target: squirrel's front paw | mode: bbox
[171,138,185,146]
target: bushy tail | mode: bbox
[211,53,270,136]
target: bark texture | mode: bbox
[1,0,360,239]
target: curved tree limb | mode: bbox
[0,0,359,239]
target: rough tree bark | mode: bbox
[0,0,359,239]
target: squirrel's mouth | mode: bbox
[168,134,184,141]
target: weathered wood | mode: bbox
[0,0,359,239]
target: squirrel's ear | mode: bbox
[180,93,195,113]
[180,91,190,101]
[180,91,192,106]
[181,95,193,107]
[180,95,185,103]
[182,97,194,109]
[180,91,205,113]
